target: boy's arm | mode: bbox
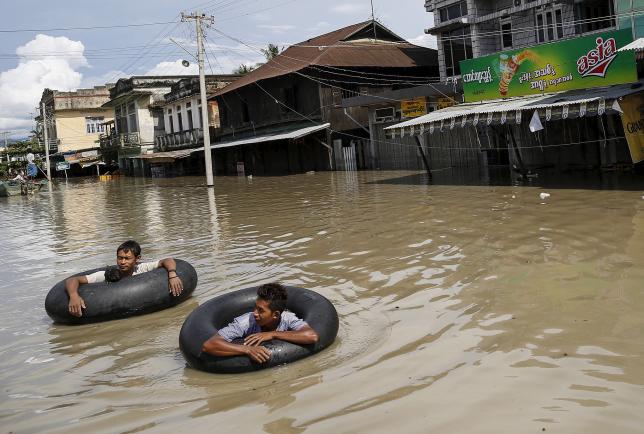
[65,276,88,317]
[158,258,183,296]
[243,325,319,347]
[201,334,271,363]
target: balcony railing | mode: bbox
[99,132,141,149]
[155,128,203,151]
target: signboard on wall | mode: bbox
[56,162,70,171]
[460,29,637,103]
[401,97,427,118]
[620,92,644,163]
[437,97,456,109]
[63,150,100,164]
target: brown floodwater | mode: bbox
[1,171,644,433]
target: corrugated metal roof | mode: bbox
[618,38,644,52]
[212,21,436,98]
[131,124,330,160]
[385,81,644,132]
[212,123,330,149]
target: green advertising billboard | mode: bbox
[460,29,637,103]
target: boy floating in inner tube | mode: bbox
[202,283,319,364]
[64,240,184,317]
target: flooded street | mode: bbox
[1,171,644,433]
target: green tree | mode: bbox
[233,64,257,74]
[260,43,282,61]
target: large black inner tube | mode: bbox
[179,286,339,374]
[45,259,198,325]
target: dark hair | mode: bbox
[104,267,121,283]
[117,240,141,257]
[257,283,287,313]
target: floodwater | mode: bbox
[1,171,644,433]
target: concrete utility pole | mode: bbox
[0,131,10,163]
[182,11,215,187]
[41,102,51,181]
[370,0,377,41]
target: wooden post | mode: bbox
[414,135,432,179]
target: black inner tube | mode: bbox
[45,259,198,325]
[179,286,339,374]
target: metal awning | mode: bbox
[619,38,644,52]
[618,38,644,59]
[130,147,203,163]
[211,123,330,149]
[128,124,330,163]
[385,81,644,137]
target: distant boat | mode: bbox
[0,180,47,197]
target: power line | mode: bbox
[0,20,180,33]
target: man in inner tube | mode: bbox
[202,283,319,364]
[64,240,184,317]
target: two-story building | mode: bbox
[129,75,239,177]
[99,75,191,171]
[426,0,618,83]
[384,1,643,182]
[207,20,439,175]
[37,86,113,175]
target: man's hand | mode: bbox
[244,332,275,347]
[244,345,271,363]
[168,276,183,297]
[68,294,86,317]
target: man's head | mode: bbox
[104,267,122,283]
[116,240,141,275]
[254,283,287,328]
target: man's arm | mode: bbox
[243,325,319,347]
[65,276,88,317]
[201,335,271,363]
[158,258,183,296]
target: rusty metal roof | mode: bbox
[213,21,437,97]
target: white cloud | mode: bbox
[331,4,368,14]
[0,34,88,137]
[258,24,295,34]
[408,33,438,49]
[145,59,199,76]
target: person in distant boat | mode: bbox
[64,240,184,317]
[25,149,37,179]
[201,283,319,363]
[11,170,25,182]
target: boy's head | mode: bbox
[116,240,141,274]
[254,283,287,327]
[104,267,122,283]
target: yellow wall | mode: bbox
[54,109,113,153]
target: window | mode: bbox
[578,0,615,34]
[115,106,126,134]
[438,1,468,22]
[187,107,193,130]
[127,102,137,132]
[281,87,298,115]
[85,117,104,134]
[501,19,513,49]
[176,105,183,131]
[168,108,174,134]
[535,7,564,43]
[442,26,473,77]
[241,99,250,123]
[555,9,564,38]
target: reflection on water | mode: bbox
[1,171,644,433]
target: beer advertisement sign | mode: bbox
[460,29,637,103]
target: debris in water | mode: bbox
[539,192,550,200]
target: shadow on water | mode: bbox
[368,166,644,190]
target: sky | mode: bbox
[0,0,436,138]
